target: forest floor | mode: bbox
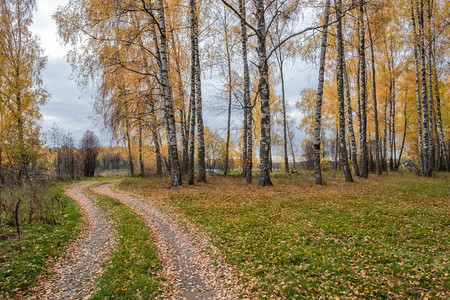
[12,180,242,299]
[29,182,116,299]
[92,183,243,299]
[117,171,450,299]
[2,171,449,299]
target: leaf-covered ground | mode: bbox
[118,172,449,299]
[0,182,82,298]
[88,186,162,299]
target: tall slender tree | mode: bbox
[313,0,331,185]
[417,0,431,177]
[358,0,369,178]
[192,0,207,182]
[238,0,253,183]
[344,64,360,177]
[367,12,382,175]
[336,0,353,182]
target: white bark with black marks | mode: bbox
[238,0,252,183]
[358,0,369,178]
[367,16,382,175]
[336,0,353,182]
[188,0,197,185]
[156,0,182,185]
[192,0,206,183]
[344,63,360,177]
[417,0,431,177]
[255,0,273,187]
[313,0,331,185]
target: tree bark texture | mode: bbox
[188,0,197,185]
[238,0,252,183]
[255,0,273,186]
[344,62,360,177]
[417,0,431,177]
[313,0,330,185]
[358,0,369,178]
[156,0,182,185]
[336,0,353,182]
[367,18,382,175]
[192,0,206,182]
[224,13,233,176]
[411,7,425,175]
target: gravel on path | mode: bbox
[93,183,244,300]
[29,182,116,300]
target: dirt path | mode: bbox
[93,183,243,300]
[30,182,115,300]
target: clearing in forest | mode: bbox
[117,172,450,299]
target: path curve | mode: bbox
[30,182,115,300]
[93,183,243,300]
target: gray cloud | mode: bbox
[39,58,102,145]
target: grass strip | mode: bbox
[88,186,162,299]
[0,182,83,298]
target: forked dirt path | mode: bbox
[30,182,115,299]
[93,183,243,300]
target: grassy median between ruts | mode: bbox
[88,185,162,299]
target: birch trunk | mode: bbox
[192,0,206,182]
[383,98,388,171]
[397,102,408,168]
[188,0,196,185]
[336,0,353,182]
[313,0,331,185]
[149,97,163,175]
[288,126,297,169]
[238,0,252,183]
[344,62,360,177]
[358,0,369,178]
[367,18,382,175]
[255,0,272,186]
[433,55,449,171]
[180,107,189,174]
[224,12,232,176]
[426,1,435,171]
[392,75,397,170]
[156,0,182,185]
[153,127,163,176]
[138,121,145,176]
[125,119,135,177]
[280,61,289,173]
[411,7,425,175]
[415,45,425,174]
[418,0,431,177]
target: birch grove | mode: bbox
[2,0,447,185]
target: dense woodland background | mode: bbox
[0,0,449,212]
[1,0,449,188]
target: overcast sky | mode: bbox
[30,0,317,153]
[30,0,104,146]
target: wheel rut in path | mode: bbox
[30,182,115,300]
[93,183,243,300]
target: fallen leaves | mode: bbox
[119,173,450,298]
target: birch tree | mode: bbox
[336,0,353,182]
[313,0,331,185]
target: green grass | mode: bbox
[0,182,83,298]
[88,185,162,299]
[118,172,450,299]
